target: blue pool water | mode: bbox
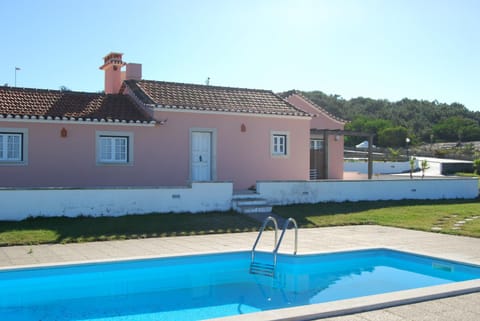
[0,249,479,321]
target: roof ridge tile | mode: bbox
[282,90,346,123]
[136,79,275,94]
[296,91,346,123]
[0,86,155,124]
[125,79,310,117]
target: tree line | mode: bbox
[301,91,480,147]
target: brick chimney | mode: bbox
[99,53,142,94]
[99,52,126,94]
[126,63,142,81]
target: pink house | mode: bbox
[283,91,346,179]
[0,53,344,190]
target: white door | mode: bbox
[191,132,212,181]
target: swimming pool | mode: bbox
[0,248,479,321]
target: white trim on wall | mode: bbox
[0,118,156,127]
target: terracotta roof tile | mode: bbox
[280,90,347,123]
[124,80,309,117]
[0,86,153,123]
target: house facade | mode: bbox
[283,91,346,179]
[1,53,340,190]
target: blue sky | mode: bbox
[1,0,479,111]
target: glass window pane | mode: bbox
[100,137,112,161]
[7,135,20,160]
[0,133,22,161]
[100,136,128,163]
[273,134,287,155]
[114,138,127,161]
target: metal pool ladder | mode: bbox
[250,216,298,277]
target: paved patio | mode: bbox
[0,225,479,320]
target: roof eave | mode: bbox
[0,114,156,126]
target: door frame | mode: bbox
[189,128,217,182]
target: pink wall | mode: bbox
[0,113,310,190]
[0,122,165,187]
[285,94,345,179]
[155,110,310,189]
[327,134,344,179]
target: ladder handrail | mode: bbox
[251,216,278,263]
[272,217,298,266]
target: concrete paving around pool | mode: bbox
[0,225,479,320]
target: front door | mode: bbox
[191,131,212,181]
[310,138,325,179]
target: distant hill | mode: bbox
[299,90,480,145]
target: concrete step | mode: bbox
[233,192,271,213]
[233,197,268,207]
[232,192,273,215]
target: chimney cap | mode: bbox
[99,52,126,70]
[103,52,123,61]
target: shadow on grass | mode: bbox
[2,199,479,246]
[0,211,260,246]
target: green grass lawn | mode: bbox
[0,211,259,246]
[1,199,479,246]
[273,199,480,237]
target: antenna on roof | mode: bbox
[14,67,21,87]
[205,77,210,86]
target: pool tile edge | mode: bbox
[212,279,480,321]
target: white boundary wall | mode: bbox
[1,179,477,221]
[344,161,413,174]
[0,182,233,221]
[257,178,478,205]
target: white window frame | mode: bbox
[96,131,133,165]
[0,128,28,165]
[271,131,289,157]
[310,139,324,150]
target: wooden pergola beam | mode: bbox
[311,129,375,179]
